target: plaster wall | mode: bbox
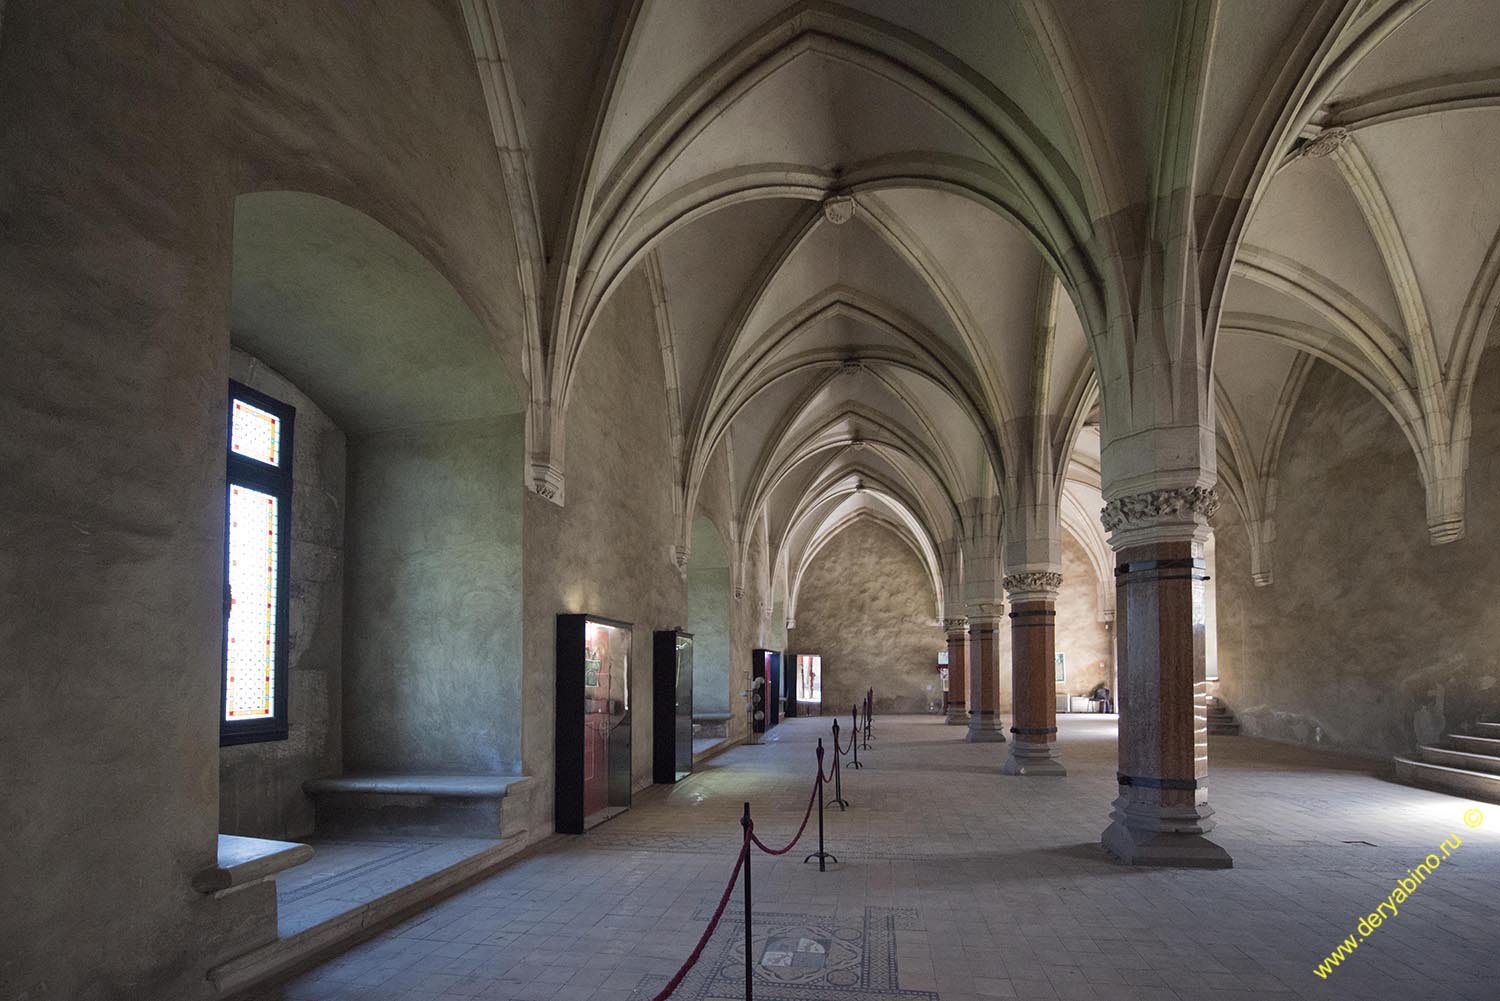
[1215,358,1500,758]
[0,2,524,997]
[343,416,524,775]
[787,520,945,714]
[687,566,733,715]
[517,271,687,837]
[219,350,346,841]
[1055,533,1113,701]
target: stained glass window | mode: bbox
[231,398,282,466]
[222,381,294,744]
[225,485,279,720]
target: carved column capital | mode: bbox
[1101,486,1218,547]
[942,617,968,633]
[1002,571,1062,602]
[529,461,565,504]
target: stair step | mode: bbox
[1420,745,1500,775]
[1473,722,1500,736]
[1448,734,1500,754]
[1394,756,1500,803]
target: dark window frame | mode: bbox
[221,380,295,746]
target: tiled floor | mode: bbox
[277,837,504,937]
[246,714,1499,1001]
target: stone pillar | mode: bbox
[944,619,969,724]
[965,612,1006,742]
[1002,572,1065,775]
[1099,487,1231,868]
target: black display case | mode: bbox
[652,629,694,783]
[751,648,783,732]
[556,614,633,834]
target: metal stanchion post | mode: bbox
[803,740,838,871]
[830,721,848,810]
[849,704,862,769]
[741,802,753,1001]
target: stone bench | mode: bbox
[692,711,733,739]
[303,773,534,839]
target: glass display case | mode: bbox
[794,654,823,711]
[652,629,694,783]
[555,614,632,833]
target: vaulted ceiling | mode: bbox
[461,0,1500,606]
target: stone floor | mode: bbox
[244,714,1499,1001]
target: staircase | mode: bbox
[1394,720,1500,803]
[1205,696,1240,736]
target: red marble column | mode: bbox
[1002,574,1065,775]
[944,618,969,725]
[965,615,1006,742]
[1101,538,1230,867]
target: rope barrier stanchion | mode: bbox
[830,720,849,810]
[651,745,836,1001]
[848,704,863,769]
[861,692,871,750]
[802,739,839,871]
[741,803,753,1001]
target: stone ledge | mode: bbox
[303,773,532,799]
[194,834,313,894]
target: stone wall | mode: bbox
[687,514,733,716]
[787,519,945,714]
[517,271,687,836]
[1055,533,1113,702]
[218,350,346,841]
[1215,357,1500,758]
[342,417,525,776]
[0,2,525,998]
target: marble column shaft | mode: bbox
[1101,537,1230,867]
[944,620,969,724]
[965,616,1005,742]
[1002,583,1065,775]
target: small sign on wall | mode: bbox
[1055,652,1065,683]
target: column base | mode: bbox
[1101,796,1232,868]
[1002,739,1065,776]
[945,707,970,725]
[965,714,1006,742]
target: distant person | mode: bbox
[1090,683,1114,713]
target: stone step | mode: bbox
[1394,756,1500,804]
[1447,734,1500,755]
[1421,745,1500,775]
[208,833,531,998]
[1473,721,1500,737]
[1207,722,1240,735]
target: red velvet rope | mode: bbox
[649,837,749,1001]
[834,729,857,756]
[749,776,821,856]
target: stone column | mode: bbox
[1099,487,1231,868]
[965,610,1006,743]
[944,618,969,724]
[1002,572,1065,775]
